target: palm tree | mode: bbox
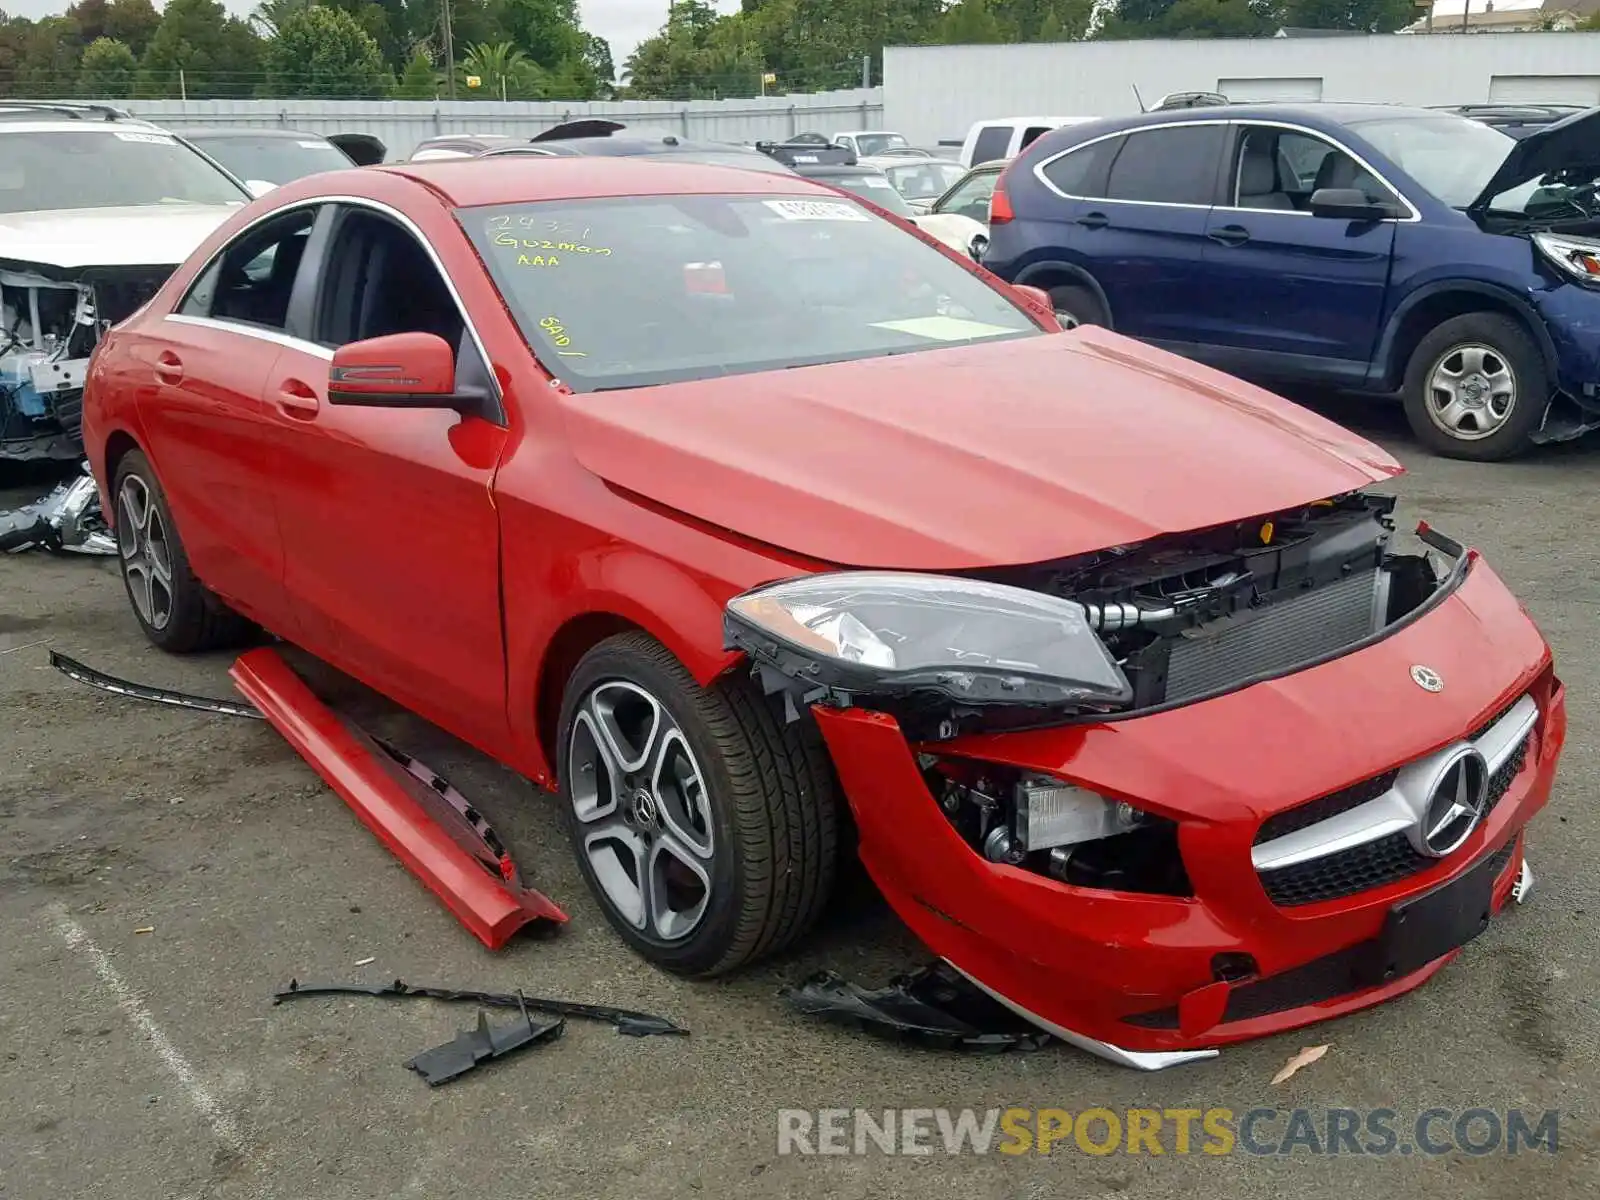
[251,0,312,38]
[461,41,539,100]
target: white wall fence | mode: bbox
[884,34,1600,146]
[123,90,885,160]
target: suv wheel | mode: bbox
[556,632,841,977]
[1401,313,1547,461]
[1047,284,1108,330]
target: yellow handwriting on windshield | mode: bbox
[493,231,613,256]
[539,315,586,357]
[517,254,559,267]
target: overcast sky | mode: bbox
[2,0,741,71]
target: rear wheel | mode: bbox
[1401,312,1547,461]
[1047,283,1108,330]
[557,632,841,977]
[112,450,253,652]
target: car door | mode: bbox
[144,205,317,627]
[263,201,511,743]
[1038,123,1228,342]
[1196,124,1398,375]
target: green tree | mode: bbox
[78,34,136,95]
[394,46,438,96]
[3,16,86,96]
[1280,0,1417,30]
[105,0,159,55]
[136,0,263,98]
[937,0,1006,41]
[498,0,583,69]
[460,39,543,97]
[264,4,390,97]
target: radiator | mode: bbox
[1164,568,1381,703]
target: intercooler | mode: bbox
[1163,567,1383,703]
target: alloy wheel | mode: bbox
[568,679,716,943]
[1425,342,1516,441]
[1054,308,1081,330]
[116,474,174,631]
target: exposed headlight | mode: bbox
[1533,232,1600,284]
[723,571,1132,708]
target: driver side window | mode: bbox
[939,170,1000,222]
[310,205,499,420]
[179,207,316,331]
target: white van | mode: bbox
[958,116,1096,167]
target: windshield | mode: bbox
[1345,115,1516,208]
[855,133,909,156]
[460,194,1039,392]
[0,129,249,213]
[818,172,915,216]
[884,161,966,201]
[190,135,351,184]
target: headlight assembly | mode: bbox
[723,571,1132,710]
[1533,232,1600,285]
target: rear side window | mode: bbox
[1019,125,1052,150]
[1039,136,1123,198]
[1104,125,1226,205]
[970,125,1013,165]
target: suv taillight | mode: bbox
[989,173,1015,225]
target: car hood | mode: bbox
[559,327,1402,570]
[0,203,242,277]
[1468,106,1600,210]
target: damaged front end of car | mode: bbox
[726,491,1464,739]
[1,261,169,551]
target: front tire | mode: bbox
[1047,283,1109,330]
[111,449,253,652]
[557,632,841,977]
[1401,312,1547,461]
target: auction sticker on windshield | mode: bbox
[872,316,1023,341]
[765,199,870,222]
[114,131,176,145]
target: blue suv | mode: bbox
[982,103,1600,460]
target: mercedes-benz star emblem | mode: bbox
[1410,665,1444,693]
[1418,747,1489,858]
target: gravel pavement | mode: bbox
[1,400,1595,1199]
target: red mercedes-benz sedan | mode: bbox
[79,157,1564,1070]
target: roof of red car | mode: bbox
[378,156,827,207]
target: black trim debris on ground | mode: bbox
[781,961,1053,1053]
[275,978,690,1038]
[50,650,266,719]
[405,999,566,1087]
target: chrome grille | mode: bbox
[1253,695,1536,907]
[1165,568,1380,703]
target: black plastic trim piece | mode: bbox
[273,978,689,1037]
[49,650,265,719]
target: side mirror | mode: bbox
[244,178,277,198]
[1309,187,1389,221]
[969,232,990,262]
[329,332,467,410]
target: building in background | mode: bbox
[1401,0,1600,31]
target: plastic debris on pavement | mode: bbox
[0,464,113,556]
[782,961,1053,1052]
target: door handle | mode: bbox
[275,379,320,418]
[1077,212,1109,229]
[1208,225,1252,247]
[154,350,183,385]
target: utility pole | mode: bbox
[441,0,457,99]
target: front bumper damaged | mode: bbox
[810,558,1564,1069]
